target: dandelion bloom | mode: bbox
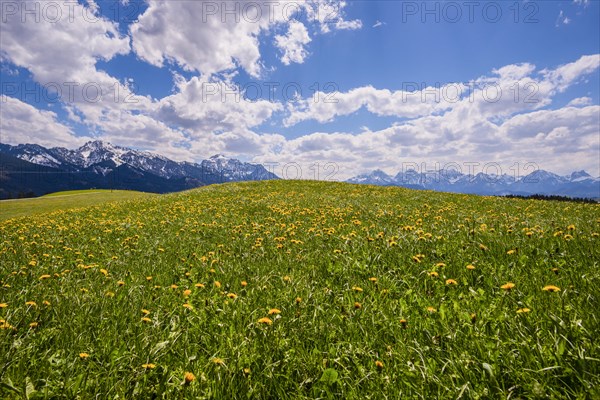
[214,281,221,288]
[257,317,273,325]
[426,306,436,313]
[500,282,515,290]
[354,302,362,309]
[100,269,108,276]
[428,271,439,278]
[184,372,196,384]
[369,277,377,283]
[567,224,575,231]
[183,303,194,310]
[470,313,477,323]
[507,249,516,255]
[212,357,225,366]
[183,289,192,298]
[39,274,51,280]
[79,353,89,359]
[479,244,488,251]
[142,363,156,369]
[141,317,151,323]
[29,322,38,328]
[375,361,384,369]
[195,283,205,288]
[295,297,302,304]
[241,281,248,287]
[141,309,150,315]
[227,293,238,299]
[105,291,115,298]
[445,279,457,285]
[283,276,291,282]
[435,262,446,268]
[542,285,560,292]
[0,303,7,308]
[352,286,363,292]
[25,301,37,307]
[146,276,153,281]
[516,308,531,313]
[170,284,179,289]
[466,264,476,270]
[399,319,408,328]
[42,300,50,306]
[268,308,281,315]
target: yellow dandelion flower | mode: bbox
[507,249,516,255]
[283,276,291,282]
[80,288,88,293]
[227,293,238,299]
[25,301,37,307]
[369,277,377,283]
[352,286,363,292]
[426,306,437,313]
[141,317,152,323]
[516,308,531,313]
[479,243,488,251]
[399,319,408,327]
[295,297,302,304]
[0,303,7,308]
[212,357,225,366]
[214,281,221,288]
[141,309,150,315]
[375,360,384,369]
[268,308,281,315]
[183,303,194,310]
[445,278,458,285]
[79,353,89,359]
[105,291,115,298]
[42,300,50,306]
[567,224,575,231]
[195,283,205,288]
[564,234,573,240]
[470,313,477,323]
[29,322,38,328]
[146,276,153,281]
[554,231,563,237]
[241,281,248,287]
[39,274,51,280]
[100,269,108,276]
[142,363,156,369]
[184,372,196,384]
[183,289,192,298]
[542,285,560,292]
[428,271,439,278]
[551,268,559,274]
[354,302,362,309]
[500,282,515,290]
[435,262,446,267]
[466,264,476,270]
[257,317,273,325]
[170,284,179,289]
[117,280,125,286]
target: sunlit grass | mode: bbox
[0,180,598,398]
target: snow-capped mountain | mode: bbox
[0,141,278,198]
[347,168,600,199]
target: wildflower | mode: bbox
[399,319,408,328]
[195,283,205,288]
[117,280,125,286]
[257,317,273,325]
[375,360,384,369]
[80,288,88,293]
[426,306,436,313]
[466,264,476,270]
[241,281,248,287]
[184,372,196,385]
[146,276,153,281]
[470,313,477,323]
[435,262,446,267]
[295,297,302,304]
[516,308,531,313]
[268,308,281,315]
[141,317,151,323]
[354,302,362,309]
[105,291,115,298]
[183,303,194,310]
[542,285,560,292]
[212,357,225,366]
[0,303,7,308]
[479,243,488,251]
[428,271,439,278]
[25,301,37,307]
[29,322,38,328]
[564,234,573,240]
[39,274,51,280]
[100,269,108,276]
[183,289,192,298]
[500,282,515,290]
[79,353,89,359]
[42,300,50,306]
[445,279,457,285]
[142,363,156,369]
[525,231,533,237]
[507,249,516,255]
[352,286,363,292]
[170,284,179,289]
[227,293,238,299]
[214,281,221,288]
[567,224,575,231]
[141,309,150,315]
[369,277,377,283]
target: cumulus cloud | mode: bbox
[275,20,312,65]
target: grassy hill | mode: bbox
[0,181,598,398]
[0,189,154,221]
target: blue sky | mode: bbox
[1,0,599,179]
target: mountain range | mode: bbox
[346,168,600,199]
[0,141,277,199]
[1,141,598,200]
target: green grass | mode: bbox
[0,190,154,221]
[0,180,599,399]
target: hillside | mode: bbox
[0,181,599,398]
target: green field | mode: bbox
[1,181,599,398]
[0,190,154,221]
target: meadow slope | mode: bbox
[1,181,599,399]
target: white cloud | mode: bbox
[0,95,89,147]
[566,96,593,107]
[275,20,312,65]
[372,20,384,28]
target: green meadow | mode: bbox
[1,181,598,398]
